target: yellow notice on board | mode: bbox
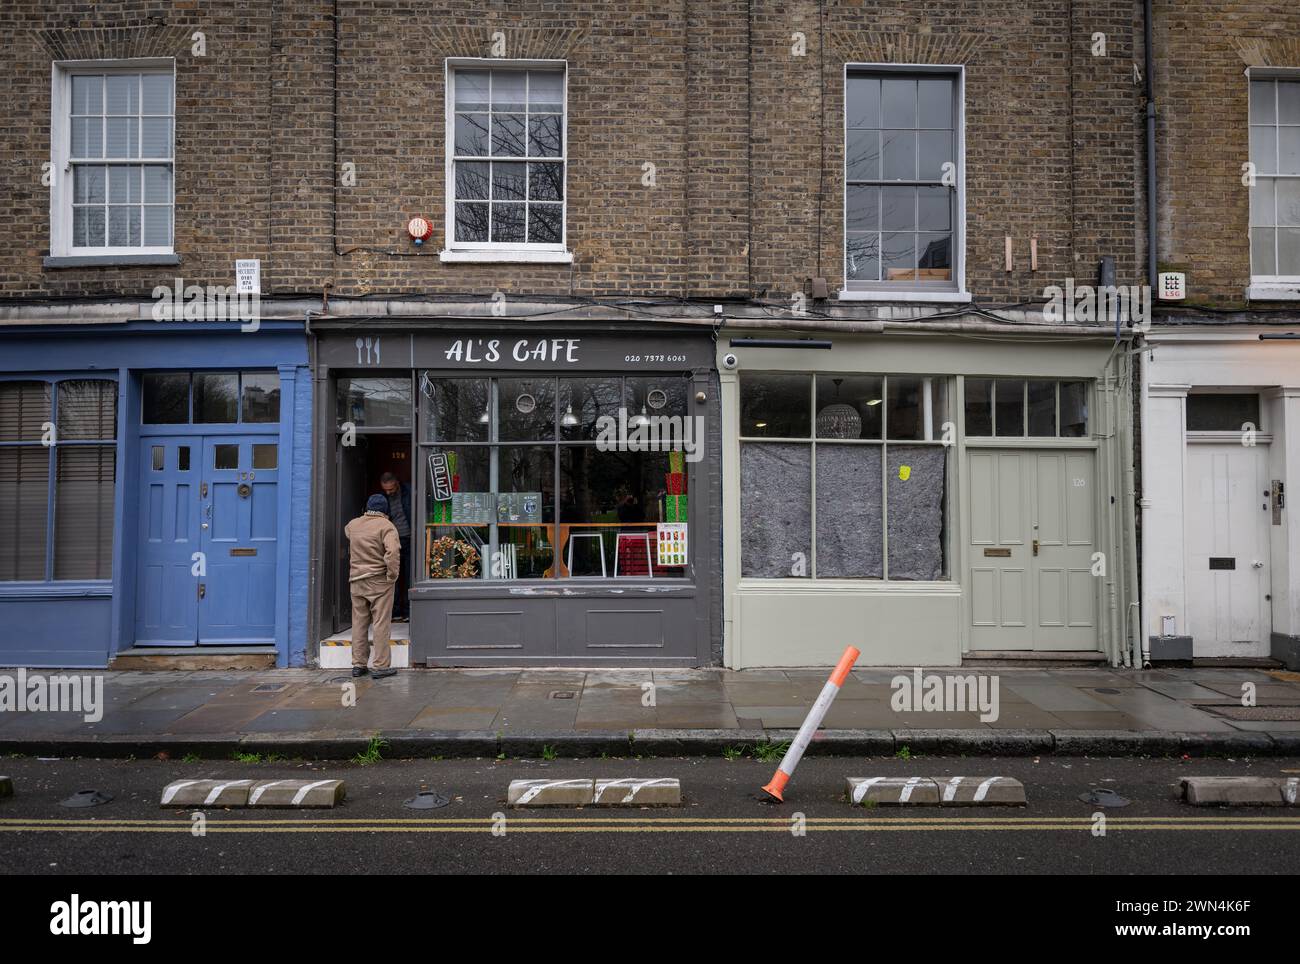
[898,465,912,481]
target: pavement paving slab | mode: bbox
[4,664,1300,758]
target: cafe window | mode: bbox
[419,373,691,581]
[739,373,949,580]
[142,371,280,424]
[963,379,1089,438]
[0,378,117,582]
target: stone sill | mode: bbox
[439,249,574,264]
[43,254,181,269]
[1245,282,1300,302]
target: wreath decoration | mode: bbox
[428,536,480,579]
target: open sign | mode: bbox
[428,452,452,502]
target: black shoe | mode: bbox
[393,615,409,623]
[351,667,369,678]
[371,667,397,679]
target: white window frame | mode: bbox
[1246,67,1300,300]
[49,58,176,259]
[440,58,572,264]
[839,63,968,303]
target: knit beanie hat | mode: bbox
[366,493,389,514]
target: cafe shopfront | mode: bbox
[312,323,719,667]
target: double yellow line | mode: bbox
[2,816,1299,834]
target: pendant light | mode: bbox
[815,377,862,440]
[561,403,578,428]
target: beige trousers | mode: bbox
[350,576,395,670]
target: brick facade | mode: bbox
[0,1,1148,307]
[1153,1,1300,306]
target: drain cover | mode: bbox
[252,683,289,693]
[404,790,450,810]
[549,691,577,700]
[61,788,113,808]
[1093,687,1122,695]
[1079,787,1130,807]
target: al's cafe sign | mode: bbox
[444,337,582,365]
[322,332,709,370]
[426,335,703,370]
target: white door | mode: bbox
[967,449,1099,651]
[1186,443,1271,656]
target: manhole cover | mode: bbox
[1204,705,1300,721]
[1079,787,1130,807]
[1093,687,1122,695]
[404,790,450,810]
[61,788,113,808]
[252,683,288,693]
[549,691,577,700]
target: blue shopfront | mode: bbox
[0,321,311,668]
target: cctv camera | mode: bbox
[722,353,739,370]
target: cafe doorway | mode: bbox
[334,432,411,631]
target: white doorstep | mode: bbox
[319,635,411,669]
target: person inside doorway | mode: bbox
[379,471,412,621]
[344,494,401,679]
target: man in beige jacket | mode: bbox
[345,494,402,678]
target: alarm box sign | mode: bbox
[428,452,453,502]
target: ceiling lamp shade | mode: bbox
[816,403,862,439]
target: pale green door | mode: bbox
[968,449,1098,651]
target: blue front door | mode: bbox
[135,436,201,644]
[135,435,278,645]
[198,437,278,644]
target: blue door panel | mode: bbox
[250,483,276,540]
[134,437,200,644]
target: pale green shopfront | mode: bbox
[718,325,1139,668]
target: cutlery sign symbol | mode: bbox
[355,336,382,365]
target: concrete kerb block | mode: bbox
[160,779,255,808]
[1178,731,1276,757]
[592,777,681,806]
[935,775,1027,806]
[846,776,941,806]
[894,729,1052,756]
[630,728,766,757]
[0,775,12,798]
[380,731,501,758]
[500,732,629,759]
[1267,732,1300,756]
[247,779,345,808]
[507,778,595,807]
[1050,730,1181,756]
[803,729,896,756]
[1181,776,1299,807]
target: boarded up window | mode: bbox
[887,446,946,580]
[815,444,883,578]
[740,443,810,578]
